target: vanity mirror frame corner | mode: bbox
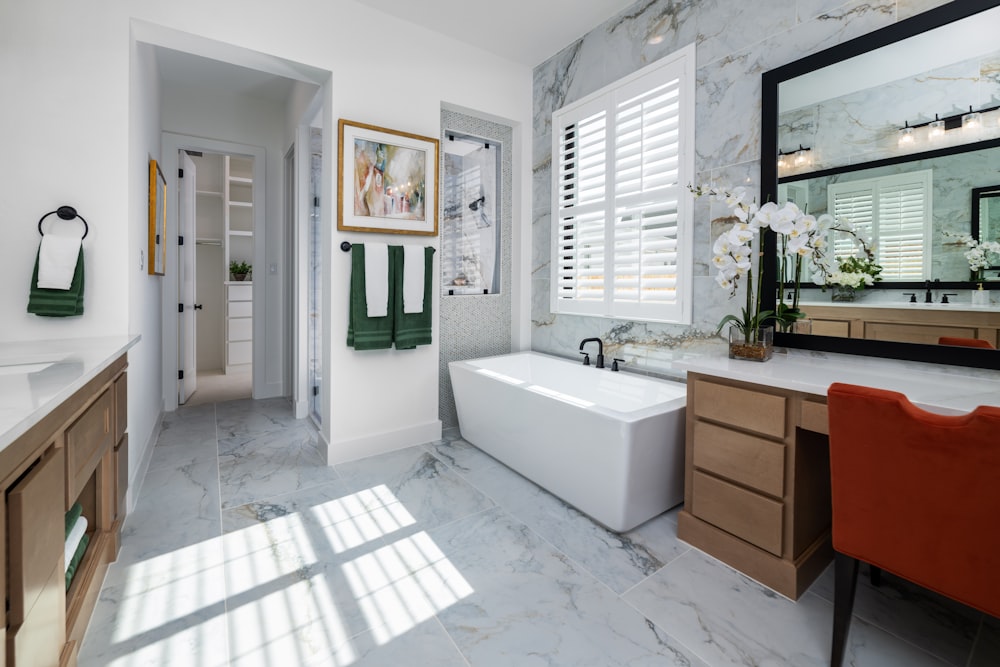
[760,0,1000,370]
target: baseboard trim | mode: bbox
[326,420,442,465]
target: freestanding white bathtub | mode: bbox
[449,351,687,532]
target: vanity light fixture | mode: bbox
[898,121,915,147]
[777,145,811,169]
[777,151,788,169]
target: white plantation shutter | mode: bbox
[551,44,694,323]
[828,170,931,281]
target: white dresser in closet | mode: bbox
[226,282,252,372]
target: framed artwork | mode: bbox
[338,119,439,235]
[148,158,166,276]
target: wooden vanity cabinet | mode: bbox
[801,303,1000,346]
[677,373,832,599]
[1,353,128,667]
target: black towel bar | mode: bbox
[38,206,89,239]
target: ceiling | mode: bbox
[154,0,636,102]
[355,0,638,66]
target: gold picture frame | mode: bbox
[148,159,166,275]
[337,119,439,235]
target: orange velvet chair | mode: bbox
[826,383,1000,667]
[938,336,995,348]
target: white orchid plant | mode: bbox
[691,183,878,340]
[941,230,1000,280]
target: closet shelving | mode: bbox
[224,155,253,374]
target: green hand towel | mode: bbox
[347,244,394,350]
[27,246,84,317]
[65,532,89,591]
[391,246,435,350]
[65,502,83,539]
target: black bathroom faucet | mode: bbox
[579,338,605,368]
[924,281,934,303]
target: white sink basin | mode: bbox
[0,362,55,377]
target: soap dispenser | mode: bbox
[973,283,990,306]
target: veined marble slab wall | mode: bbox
[531,0,951,376]
[779,49,1000,175]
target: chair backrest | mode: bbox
[827,382,1000,618]
[937,336,995,348]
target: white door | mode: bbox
[178,151,198,404]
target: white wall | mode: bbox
[0,0,533,471]
[125,39,164,512]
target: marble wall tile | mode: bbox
[898,0,952,21]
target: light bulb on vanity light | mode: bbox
[898,121,915,147]
[777,151,788,170]
[963,106,982,133]
[928,115,945,141]
[793,145,812,167]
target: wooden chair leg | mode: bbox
[869,565,881,587]
[832,552,859,667]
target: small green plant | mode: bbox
[229,260,252,275]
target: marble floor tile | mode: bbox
[335,445,496,532]
[218,423,338,509]
[120,459,222,562]
[428,436,689,595]
[625,549,950,667]
[147,432,219,471]
[808,562,981,666]
[87,398,984,667]
[425,507,709,666]
[216,397,301,438]
[79,538,229,667]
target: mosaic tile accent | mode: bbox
[439,110,513,427]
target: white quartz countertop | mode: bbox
[674,349,1000,414]
[0,335,140,452]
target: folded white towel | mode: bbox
[37,232,82,290]
[364,242,389,317]
[403,245,426,314]
[64,514,89,572]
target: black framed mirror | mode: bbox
[761,0,1000,369]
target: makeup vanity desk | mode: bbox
[673,349,1000,600]
[0,336,138,667]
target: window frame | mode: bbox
[549,44,695,325]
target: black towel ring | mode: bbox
[38,205,89,240]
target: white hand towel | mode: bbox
[64,515,89,572]
[364,242,389,317]
[403,245,426,314]
[37,233,82,290]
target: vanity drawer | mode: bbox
[799,400,829,435]
[66,388,114,501]
[692,471,784,556]
[693,421,785,497]
[8,447,64,626]
[693,380,786,439]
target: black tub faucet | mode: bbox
[579,338,605,368]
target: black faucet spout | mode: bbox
[579,338,605,368]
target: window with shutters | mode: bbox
[828,170,932,281]
[550,44,695,324]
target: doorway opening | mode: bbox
[180,150,255,406]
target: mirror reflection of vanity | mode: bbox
[762,1,1000,369]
